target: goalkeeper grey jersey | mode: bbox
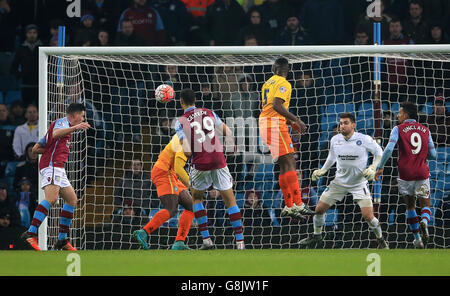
[326,132,383,187]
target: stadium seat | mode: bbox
[436,147,448,163]
[446,101,450,113]
[391,103,400,113]
[428,161,445,178]
[5,161,20,177]
[324,208,338,226]
[327,103,354,115]
[4,90,21,105]
[421,102,434,115]
[321,114,339,132]
[356,102,374,133]
[235,192,245,208]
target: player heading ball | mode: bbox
[22,102,91,251]
[175,88,245,250]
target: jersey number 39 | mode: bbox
[190,117,215,144]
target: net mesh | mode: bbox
[45,51,450,249]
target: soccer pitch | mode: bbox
[1,249,450,276]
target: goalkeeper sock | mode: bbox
[28,199,51,235]
[367,217,382,239]
[313,214,325,235]
[420,207,431,225]
[406,209,421,241]
[284,170,303,206]
[279,173,293,208]
[227,205,244,242]
[143,209,170,235]
[175,210,194,242]
[193,202,210,240]
[58,204,74,241]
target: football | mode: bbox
[155,84,175,103]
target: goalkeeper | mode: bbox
[299,113,389,249]
[133,134,194,250]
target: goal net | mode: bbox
[39,46,450,250]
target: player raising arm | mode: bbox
[133,134,195,250]
[258,57,314,219]
[375,102,437,248]
[22,103,90,251]
[299,113,388,249]
[176,88,245,250]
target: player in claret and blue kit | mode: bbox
[375,101,437,248]
[21,103,90,251]
[175,88,245,250]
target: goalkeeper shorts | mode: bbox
[259,118,294,161]
[151,166,187,197]
[319,180,372,207]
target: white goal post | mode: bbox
[38,45,450,250]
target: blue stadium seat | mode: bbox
[321,114,339,132]
[327,103,354,115]
[446,101,450,113]
[428,160,445,178]
[236,192,245,208]
[5,161,20,177]
[5,90,21,105]
[421,102,434,115]
[391,103,400,113]
[356,102,374,133]
[436,147,448,163]
[324,208,338,226]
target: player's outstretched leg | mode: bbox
[22,185,60,250]
[53,203,77,251]
[220,188,245,250]
[171,210,194,250]
[53,186,78,251]
[22,199,52,251]
[134,208,171,250]
[193,202,214,250]
[299,200,329,248]
[419,205,431,246]
[298,214,324,248]
[406,209,423,248]
[278,155,314,219]
[172,191,195,250]
[360,202,389,249]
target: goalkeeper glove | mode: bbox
[363,165,377,181]
[311,168,327,181]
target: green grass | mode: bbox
[1,249,449,276]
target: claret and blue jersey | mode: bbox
[378,119,437,181]
[38,117,72,171]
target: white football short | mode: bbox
[189,166,233,191]
[319,180,372,207]
[40,166,71,189]
[397,178,430,199]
